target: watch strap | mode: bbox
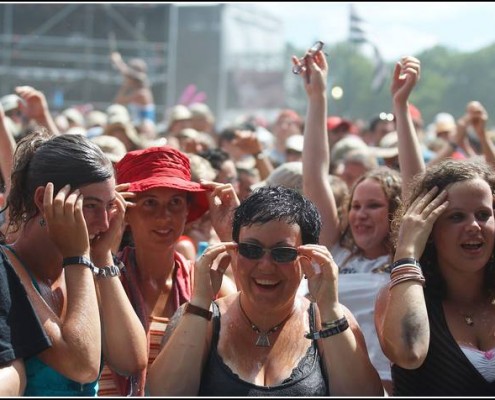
[62,256,99,274]
[184,302,212,321]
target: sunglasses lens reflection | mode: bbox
[238,243,264,259]
[271,247,298,263]
[238,243,298,263]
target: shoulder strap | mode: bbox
[0,245,47,307]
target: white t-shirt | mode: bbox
[298,243,392,381]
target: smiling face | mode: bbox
[348,178,390,259]
[233,219,303,310]
[432,178,495,274]
[125,187,189,250]
[79,177,117,241]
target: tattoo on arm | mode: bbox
[160,304,186,348]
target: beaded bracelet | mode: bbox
[389,261,425,289]
[305,317,349,340]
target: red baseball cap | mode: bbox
[327,116,352,132]
[116,146,209,222]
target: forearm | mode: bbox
[302,93,340,248]
[147,308,210,395]
[97,275,147,375]
[253,155,273,181]
[35,266,101,382]
[37,111,60,136]
[319,308,383,396]
[478,132,495,168]
[0,115,16,193]
[393,100,424,199]
[376,250,429,369]
[379,283,429,368]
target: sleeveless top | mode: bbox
[3,245,99,396]
[0,246,51,365]
[198,302,329,396]
[392,294,495,396]
[98,247,193,396]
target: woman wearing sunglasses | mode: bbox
[147,185,383,396]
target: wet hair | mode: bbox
[340,166,402,256]
[232,185,321,245]
[391,158,495,298]
[7,128,113,233]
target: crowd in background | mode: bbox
[1,47,495,396]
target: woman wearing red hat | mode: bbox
[98,146,237,396]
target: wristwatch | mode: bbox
[97,261,125,278]
[184,302,212,321]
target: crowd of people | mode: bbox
[1,42,495,396]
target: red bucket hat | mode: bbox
[116,146,209,222]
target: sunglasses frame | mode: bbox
[237,242,299,263]
[292,40,325,75]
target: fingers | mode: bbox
[200,180,239,208]
[298,244,337,280]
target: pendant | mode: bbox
[255,333,271,347]
[465,315,474,326]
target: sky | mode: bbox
[243,2,495,62]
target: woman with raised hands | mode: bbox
[295,41,424,393]
[0,129,147,396]
[375,158,495,396]
[147,185,383,396]
[98,145,237,396]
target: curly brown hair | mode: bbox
[391,158,495,299]
[339,166,402,258]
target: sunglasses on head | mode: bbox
[237,242,298,263]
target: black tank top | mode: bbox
[198,302,329,396]
[392,295,495,396]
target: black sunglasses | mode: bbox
[237,242,298,263]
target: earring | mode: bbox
[39,217,46,227]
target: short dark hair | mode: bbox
[198,148,230,172]
[7,129,113,232]
[232,186,321,245]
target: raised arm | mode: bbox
[295,45,341,249]
[375,187,448,369]
[90,188,147,377]
[0,104,16,195]
[391,56,424,200]
[15,86,59,136]
[20,183,102,382]
[466,101,495,168]
[147,242,236,395]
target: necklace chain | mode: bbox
[238,295,294,347]
[457,297,495,327]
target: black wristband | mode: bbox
[305,317,349,340]
[390,257,420,272]
[184,302,212,321]
[62,256,99,274]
